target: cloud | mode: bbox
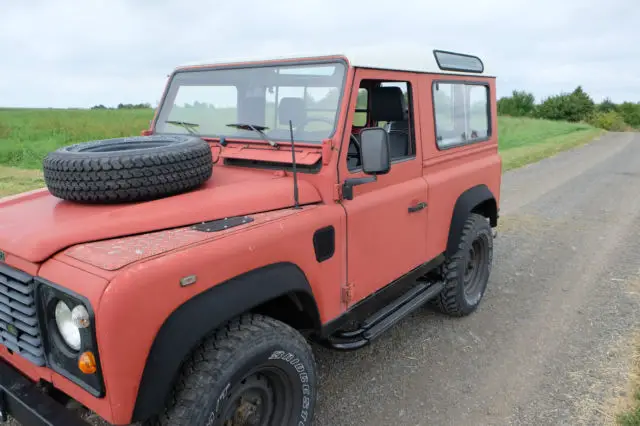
[1,0,638,107]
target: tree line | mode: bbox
[498,87,640,131]
[91,103,152,110]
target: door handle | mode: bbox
[408,202,427,213]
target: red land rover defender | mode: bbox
[0,48,500,425]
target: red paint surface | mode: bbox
[0,167,321,263]
[219,144,322,165]
[65,209,300,271]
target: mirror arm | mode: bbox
[342,176,377,200]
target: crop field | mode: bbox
[0,108,603,197]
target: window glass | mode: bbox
[353,88,368,127]
[433,83,490,149]
[347,80,415,172]
[155,62,346,143]
[167,86,237,135]
[264,86,339,134]
[378,81,409,130]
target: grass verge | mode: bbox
[500,126,604,171]
[617,339,640,425]
[619,393,640,425]
[0,166,44,197]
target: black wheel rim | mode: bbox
[463,236,488,304]
[218,367,294,426]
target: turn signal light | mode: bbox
[78,351,97,374]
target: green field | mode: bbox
[0,108,603,197]
[0,108,153,170]
[498,116,603,171]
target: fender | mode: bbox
[446,184,497,257]
[131,262,320,422]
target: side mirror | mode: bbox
[360,127,391,175]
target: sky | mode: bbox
[1,0,638,108]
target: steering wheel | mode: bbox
[293,117,335,136]
[347,134,362,167]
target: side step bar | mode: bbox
[325,280,445,351]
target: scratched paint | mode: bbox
[64,208,310,271]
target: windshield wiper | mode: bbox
[165,120,200,135]
[226,123,278,148]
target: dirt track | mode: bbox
[313,132,640,425]
[8,133,640,426]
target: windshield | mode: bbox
[154,61,347,144]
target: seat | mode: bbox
[266,97,307,139]
[370,86,411,159]
[278,97,306,127]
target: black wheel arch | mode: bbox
[446,184,498,257]
[131,262,321,423]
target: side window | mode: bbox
[378,81,415,161]
[433,82,490,149]
[347,79,415,172]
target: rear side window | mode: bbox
[432,82,490,149]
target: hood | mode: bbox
[0,168,321,263]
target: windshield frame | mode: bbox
[152,58,349,144]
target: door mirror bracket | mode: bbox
[342,176,377,200]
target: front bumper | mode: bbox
[0,358,88,426]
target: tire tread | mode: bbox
[434,213,493,317]
[144,313,313,426]
[42,136,213,203]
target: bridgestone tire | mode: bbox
[434,213,493,317]
[42,135,213,204]
[146,314,317,426]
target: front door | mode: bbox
[338,70,429,307]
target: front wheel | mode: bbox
[434,213,494,317]
[148,314,316,426]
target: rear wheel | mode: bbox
[147,314,316,426]
[434,213,493,316]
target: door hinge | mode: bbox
[341,282,354,305]
[333,183,343,201]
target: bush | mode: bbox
[597,98,618,113]
[618,102,640,128]
[588,111,628,131]
[498,90,536,117]
[536,86,595,122]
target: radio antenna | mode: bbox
[289,120,301,209]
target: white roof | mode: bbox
[177,45,490,76]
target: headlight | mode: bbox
[37,278,104,397]
[54,301,82,351]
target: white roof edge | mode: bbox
[176,46,491,76]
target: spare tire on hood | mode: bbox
[42,135,213,204]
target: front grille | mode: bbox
[0,264,45,366]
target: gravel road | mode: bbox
[313,132,640,426]
[8,132,640,426]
